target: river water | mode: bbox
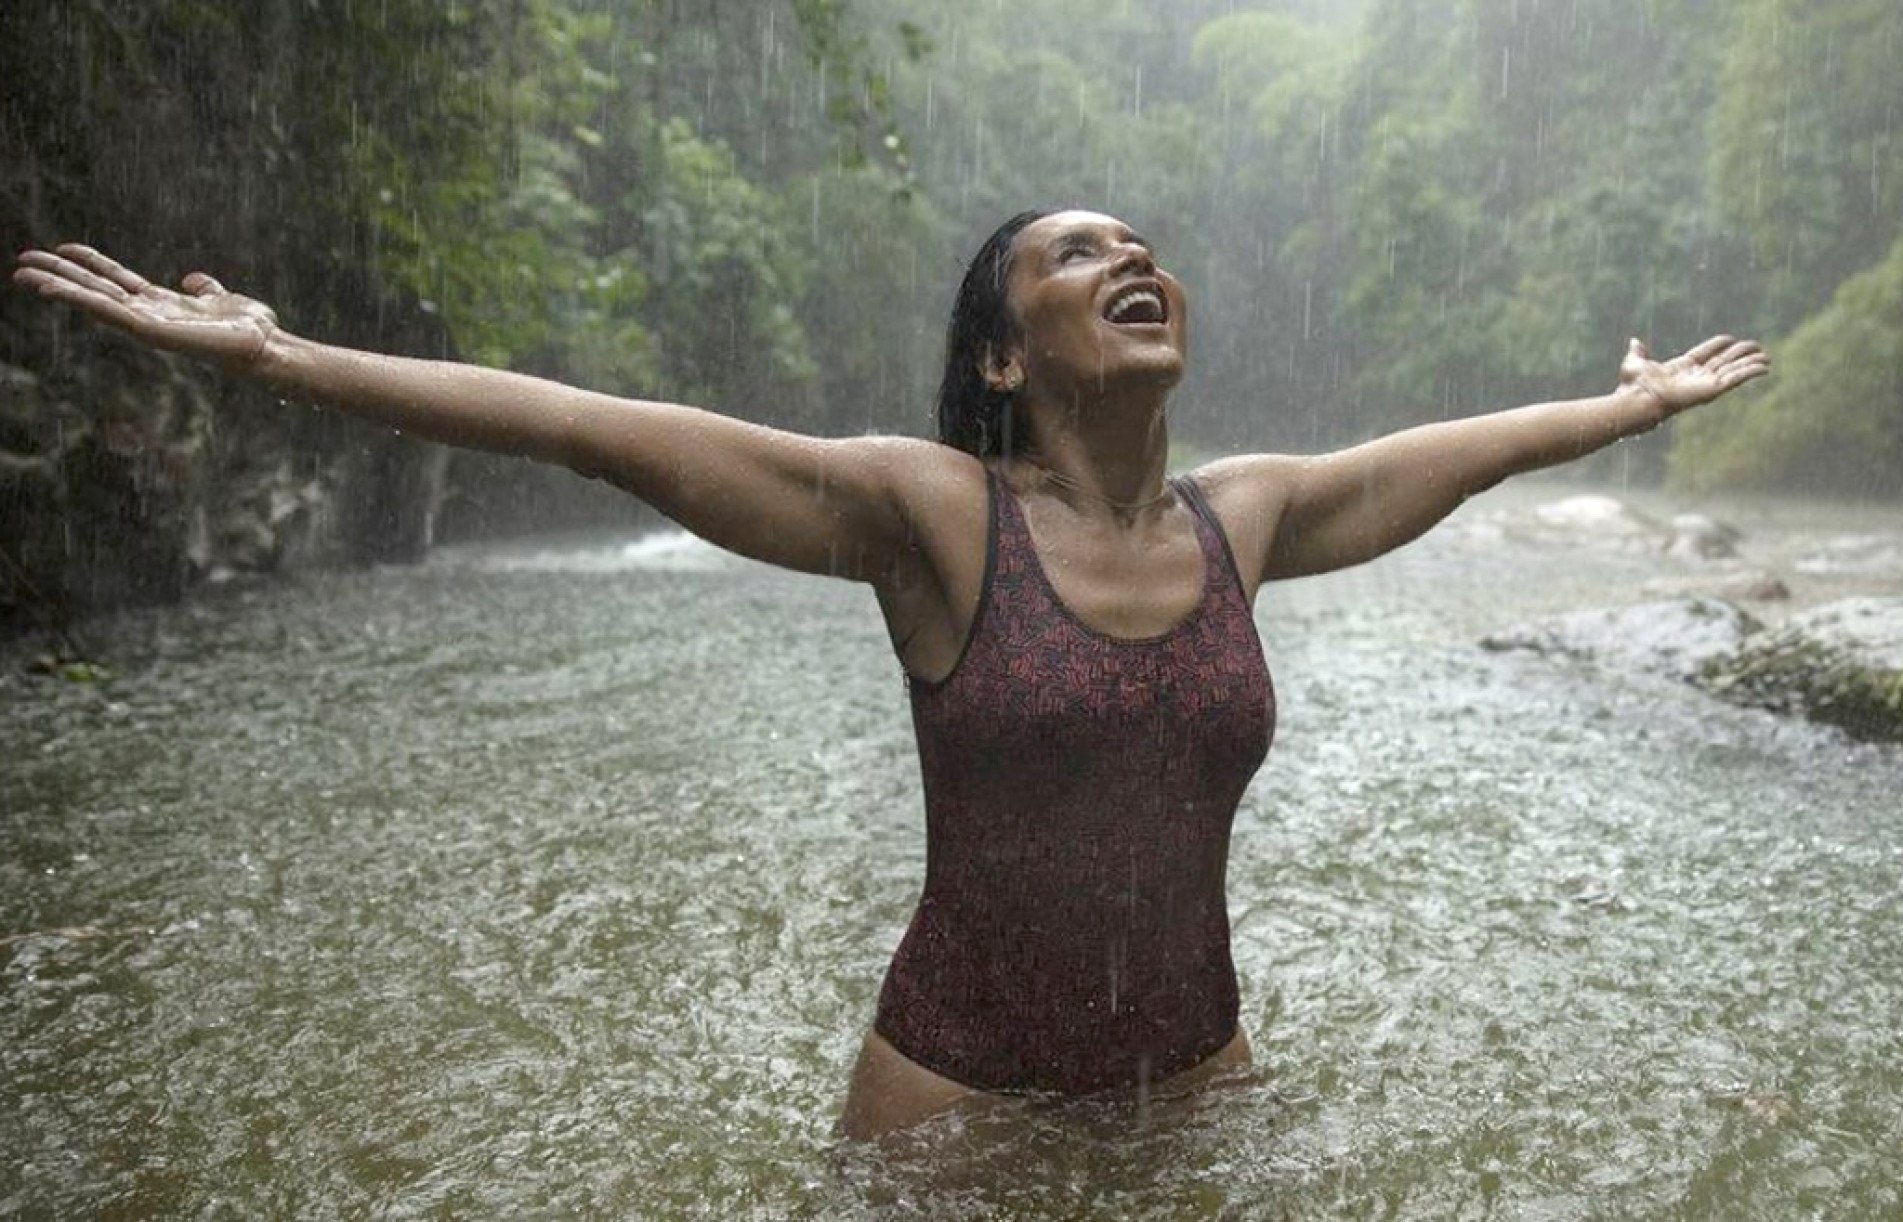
[4,482,1900,1218]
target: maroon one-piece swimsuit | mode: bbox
[873,470,1275,1093]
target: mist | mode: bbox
[5,3,1903,1216]
[5,0,1897,616]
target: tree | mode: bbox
[1709,0,1903,332]
[1671,231,1903,498]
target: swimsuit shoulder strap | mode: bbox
[1172,475,1252,600]
[910,467,1004,691]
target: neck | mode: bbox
[1013,382,1172,514]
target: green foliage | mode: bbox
[640,120,818,416]
[790,165,954,435]
[874,1,1217,228]
[9,0,1902,524]
[1709,0,1903,330]
[1670,232,1903,497]
[1193,12,1347,148]
[788,0,923,184]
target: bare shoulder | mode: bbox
[833,434,987,523]
[847,433,984,485]
[1186,452,1309,507]
[826,435,990,589]
[1183,453,1309,589]
[850,438,993,679]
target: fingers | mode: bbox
[55,243,153,295]
[1682,334,1736,364]
[1679,335,1770,395]
[181,272,226,297]
[1721,356,1771,388]
[1699,339,1768,395]
[11,263,145,332]
[17,245,230,303]
[1628,337,1649,360]
[1701,334,1769,391]
[16,247,135,302]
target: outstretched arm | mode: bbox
[13,244,932,581]
[1201,336,1769,583]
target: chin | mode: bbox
[1099,327,1186,387]
[1124,350,1186,387]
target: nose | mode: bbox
[1111,242,1156,277]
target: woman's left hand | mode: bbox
[1620,335,1770,418]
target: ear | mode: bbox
[979,344,1024,395]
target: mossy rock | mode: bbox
[1698,598,1903,743]
[1481,597,1762,681]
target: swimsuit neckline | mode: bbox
[999,475,1214,647]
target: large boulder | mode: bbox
[1,355,210,618]
[1528,494,1671,552]
[1642,569,1790,602]
[1697,598,1903,743]
[1664,513,1742,562]
[1480,597,1763,680]
[1467,495,1744,562]
[1485,596,1903,743]
[1794,534,1903,578]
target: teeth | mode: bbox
[1108,289,1164,324]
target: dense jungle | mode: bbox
[3,0,1899,624]
[5,3,1903,1217]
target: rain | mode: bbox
[3,0,1902,1216]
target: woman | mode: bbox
[12,210,1768,1139]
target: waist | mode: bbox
[874,892,1239,1094]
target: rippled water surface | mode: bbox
[4,484,1901,1217]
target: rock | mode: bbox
[1481,597,1763,680]
[1666,513,1742,561]
[1697,598,1903,742]
[1487,596,1903,742]
[206,459,336,573]
[1794,534,1903,577]
[1490,496,1745,563]
[1643,568,1790,602]
[0,449,59,490]
[0,362,47,430]
[1530,494,1669,550]
[5,272,465,632]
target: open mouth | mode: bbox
[1103,281,1169,326]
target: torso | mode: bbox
[871,469,1275,1093]
[873,457,1270,684]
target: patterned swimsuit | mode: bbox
[873,470,1275,1093]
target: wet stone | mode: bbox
[1480,597,1763,681]
[1697,597,1903,743]
[1642,569,1790,602]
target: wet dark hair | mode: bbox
[936,209,1056,457]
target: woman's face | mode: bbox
[1001,210,1188,398]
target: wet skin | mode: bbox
[12,227,1770,1145]
[840,1029,1256,1143]
[842,213,1251,1137]
[998,211,1190,408]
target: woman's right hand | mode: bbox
[13,244,280,372]
[12,242,957,618]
